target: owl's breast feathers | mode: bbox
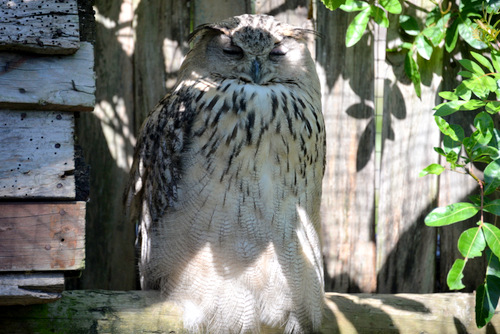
[125,76,326,333]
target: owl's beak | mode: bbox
[251,59,262,84]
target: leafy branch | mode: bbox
[321,0,500,327]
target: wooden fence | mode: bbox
[75,0,484,293]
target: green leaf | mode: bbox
[433,100,467,117]
[471,52,495,72]
[475,112,494,132]
[471,146,499,163]
[404,52,421,98]
[484,159,500,195]
[492,128,500,151]
[458,19,488,50]
[476,279,500,328]
[464,136,479,158]
[415,34,433,60]
[484,199,500,216]
[454,82,472,100]
[445,19,459,53]
[434,147,446,156]
[463,76,497,99]
[487,248,500,277]
[486,101,500,114]
[425,202,479,227]
[434,116,458,140]
[483,223,500,259]
[425,6,442,26]
[464,99,487,110]
[474,112,494,145]
[447,258,466,290]
[422,25,444,47]
[446,150,459,164]
[471,130,493,148]
[371,5,389,28]
[477,249,500,328]
[458,70,474,78]
[379,0,401,14]
[340,0,370,12]
[345,9,371,47]
[443,124,464,155]
[458,227,486,258]
[477,253,500,327]
[420,163,445,177]
[460,59,485,75]
[492,51,500,73]
[400,15,420,36]
[321,0,347,10]
[439,91,458,101]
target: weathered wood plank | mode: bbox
[133,0,191,129]
[0,42,95,111]
[316,5,377,293]
[376,1,442,293]
[0,110,75,199]
[0,291,497,333]
[193,0,251,27]
[255,0,311,28]
[0,0,80,55]
[0,273,64,305]
[0,202,85,271]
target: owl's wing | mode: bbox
[124,90,193,288]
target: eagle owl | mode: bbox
[126,14,326,334]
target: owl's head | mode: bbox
[181,14,318,87]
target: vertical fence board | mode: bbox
[133,0,191,131]
[376,1,441,293]
[255,0,310,26]
[316,5,377,293]
[73,0,136,290]
[193,0,251,27]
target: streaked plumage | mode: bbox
[126,14,326,334]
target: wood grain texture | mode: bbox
[193,0,251,27]
[0,290,497,333]
[376,1,442,293]
[0,273,64,305]
[133,0,191,130]
[0,202,85,271]
[72,0,137,290]
[0,42,95,111]
[0,0,80,55]
[0,110,75,199]
[316,6,377,293]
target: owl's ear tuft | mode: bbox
[188,18,240,45]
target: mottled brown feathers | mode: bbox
[126,14,325,334]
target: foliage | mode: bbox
[321,0,500,328]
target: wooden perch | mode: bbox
[0,290,498,333]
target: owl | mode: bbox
[125,14,326,334]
